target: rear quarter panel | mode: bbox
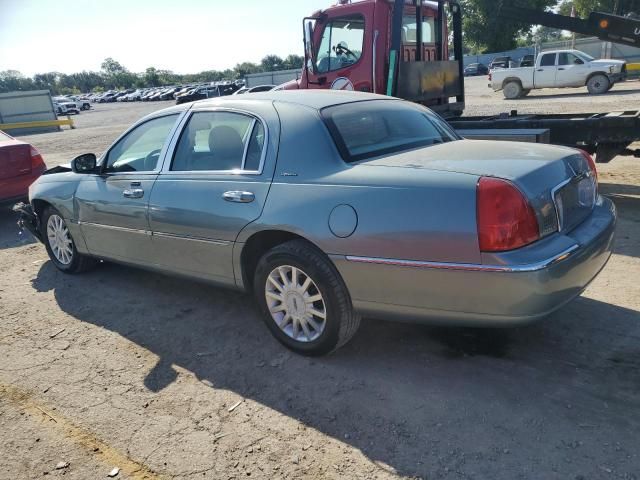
[492,67,535,90]
[238,101,481,265]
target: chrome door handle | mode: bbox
[123,188,144,199]
[223,191,255,203]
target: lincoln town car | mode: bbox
[15,91,616,355]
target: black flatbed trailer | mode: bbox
[448,110,640,163]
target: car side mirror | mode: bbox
[574,59,584,64]
[71,153,97,173]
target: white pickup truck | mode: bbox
[490,49,627,99]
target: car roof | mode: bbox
[149,90,393,119]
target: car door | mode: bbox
[534,52,558,88]
[557,52,589,87]
[148,104,279,285]
[75,113,182,264]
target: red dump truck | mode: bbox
[281,0,640,163]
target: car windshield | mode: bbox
[576,51,595,62]
[321,100,460,162]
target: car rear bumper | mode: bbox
[332,196,616,326]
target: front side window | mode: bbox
[171,111,265,172]
[105,114,178,173]
[540,53,557,67]
[559,52,584,65]
[322,100,460,162]
[401,15,435,43]
[315,15,365,74]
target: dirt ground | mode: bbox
[1,81,639,480]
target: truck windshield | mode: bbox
[315,14,365,73]
[575,51,595,62]
[321,100,460,162]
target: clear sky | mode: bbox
[0,0,327,76]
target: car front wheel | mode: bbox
[42,207,96,274]
[587,74,610,94]
[254,240,360,356]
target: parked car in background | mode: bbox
[16,91,615,355]
[490,49,627,99]
[246,85,276,93]
[53,98,79,115]
[66,96,91,110]
[489,56,512,70]
[0,130,46,204]
[464,63,489,76]
[175,86,217,105]
[233,87,249,95]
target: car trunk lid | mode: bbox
[359,139,597,236]
[0,133,32,181]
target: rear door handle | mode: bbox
[123,188,144,199]
[223,191,255,203]
[558,67,565,70]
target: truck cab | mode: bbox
[285,0,465,118]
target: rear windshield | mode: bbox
[321,100,459,162]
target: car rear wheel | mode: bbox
[42,207,96,274]
[503,81,523,99]
[587,74,610,95]
[254,240,360,356]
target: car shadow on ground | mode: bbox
[32,257,640,478]
[0,206,35,250]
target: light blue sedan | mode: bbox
[16,91,616,355]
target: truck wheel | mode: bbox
[41,206,97,274]
[503,81,523,99]
[587,74,610,95]
[521,89,531,97]
[254,239,361,356]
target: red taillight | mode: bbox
[578,149,598,182]
[488,72,492,81]
[477,177,540,252]
[30,146,45,170]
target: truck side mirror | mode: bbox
[304,20,317,75]
[574,58,584,64]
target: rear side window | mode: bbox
[540,53,556,67]
[171,111,265,172]
[322,100,460,162]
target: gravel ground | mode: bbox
[1,82,639,480]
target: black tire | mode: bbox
[587,74,610,95]
[253,239,360,356]
[503,81,523,99]
[41,206,96,274]
[521,89,531,97]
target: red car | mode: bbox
[0,130,46,204]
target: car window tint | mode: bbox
[244,121,265,171]
[316,15,365,74]
[559,52,581,65]
[540,53,556,67]
[171,111,259,172]
[105,114,178,173]
[322,100,460,162]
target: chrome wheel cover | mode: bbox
[47,214,73,265]
[265,265,326,343]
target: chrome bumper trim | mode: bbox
[345,244,580,273]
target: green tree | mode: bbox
[460,0,557,52]
[260,55,284,72]
[282,54,304,70]
[558,0,640,16]
[144,67,160,87]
